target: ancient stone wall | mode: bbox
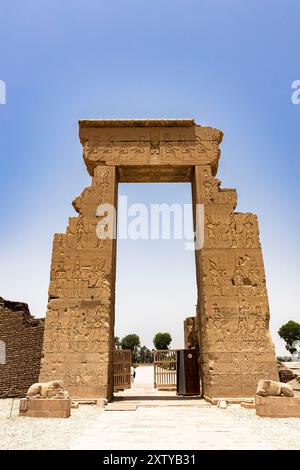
[0,297,44,397]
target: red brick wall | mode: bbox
[0,297,44,397]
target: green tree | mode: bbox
[121,334,140,362]
[153,332,172,350]
[139,345,153,363]
[278,321,300,354]
[114,336,121,349]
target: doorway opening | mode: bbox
[113,183,200,401]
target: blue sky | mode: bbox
[0,0,299,354]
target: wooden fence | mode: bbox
[153,349,177,389]
[113,349,132,391]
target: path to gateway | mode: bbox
[71,365,273,450]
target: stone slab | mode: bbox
[241,402,255,409]
[105,404,137,411]
[205,396,254,405]
[19,398,71,418]
[255,395,300,418]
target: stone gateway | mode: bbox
[39,119,278,400]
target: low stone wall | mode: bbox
[0,297,44,397]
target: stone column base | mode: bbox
[19,398,71,418]
[255,395,300,418]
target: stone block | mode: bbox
[19,398,71,418]
[255,395,300,418]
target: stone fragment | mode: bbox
[217,400,227,409]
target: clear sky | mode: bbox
[0,1,299,355]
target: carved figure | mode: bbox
[26,380,69,399]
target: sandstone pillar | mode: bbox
[40,166,117,399]
[192,165,279,399]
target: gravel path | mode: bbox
[0,399,299,450]
[0,399,103,450]
[225,405,300,450]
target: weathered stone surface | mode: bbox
[40,165,117,399]
[40,118,278,400]
[19,398,71,418]
[257,379,294,397]
[255,395,300,418]
[0,297,44,398]
[184,316,199,350]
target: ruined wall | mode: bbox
[0,297,44,397]
[184,316,199,350]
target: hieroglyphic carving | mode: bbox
[227,216,237,248]
[204,212,260,249]
[204,253,266,298]
[44,303,111,354]
[203,170,219,202]
[49,260,112,300]
[206,215,219,247]
[232,255,266,296]
[204,299,274,354]
[208,259,227,296]
[82,136,220,167]
[244,215,255,248]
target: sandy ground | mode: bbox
[0,399,103,450]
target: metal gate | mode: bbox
[113,349,132,391]
[153,349,177,389]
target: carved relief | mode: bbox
[203,170,219,202]
[203,298,273,354]
[231,255,266,296]
[83,136,220,167]
[227,216,237,248]
[206,215,219,247]
[76,216,87,248]
[204,253,266,298]
[49,260,112,300]
[244,215,255,248]
[207,259,227,296]
[44,302,111,354]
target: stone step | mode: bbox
[105,404,137,411]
